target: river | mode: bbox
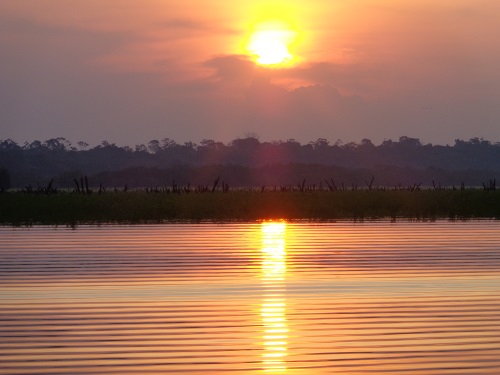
[1,221,500,374]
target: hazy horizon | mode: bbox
[2,134,500,149]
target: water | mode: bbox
[1,221,500,374]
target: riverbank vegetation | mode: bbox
[1,187,499,226]
[2,135,499,225]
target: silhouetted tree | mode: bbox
[310,138,329,150]
[360,138,375,148]
[135,144,147,153]
[44,137,71,151]
[231,137,260,150]
[398,136,421,148]
[25,140,43,150]
[160,138,177,149]
[148,140,161,153]
[0,139,20,151]
[77,141,89,150]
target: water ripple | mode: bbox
[1,221,500,374]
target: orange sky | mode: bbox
[1,0,500,144]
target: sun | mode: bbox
[248,30,292,65]
[246,22,297,66]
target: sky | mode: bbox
[1,0,500,146]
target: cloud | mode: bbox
[283,62,385,96]
[160,18,210,30]
[204,55,256,83]
[240,79,366,141]
[202,53,388,99]
[159,18,238,35]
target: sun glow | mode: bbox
[246,22,297,66]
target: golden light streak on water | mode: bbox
[261,222,288,373]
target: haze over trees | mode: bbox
[1,136,499,189]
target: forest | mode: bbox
[1,136,499,189]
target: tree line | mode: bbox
[1,136,499,188]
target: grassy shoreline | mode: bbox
[1,189,500,226]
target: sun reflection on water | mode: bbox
[261,222,288,373]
